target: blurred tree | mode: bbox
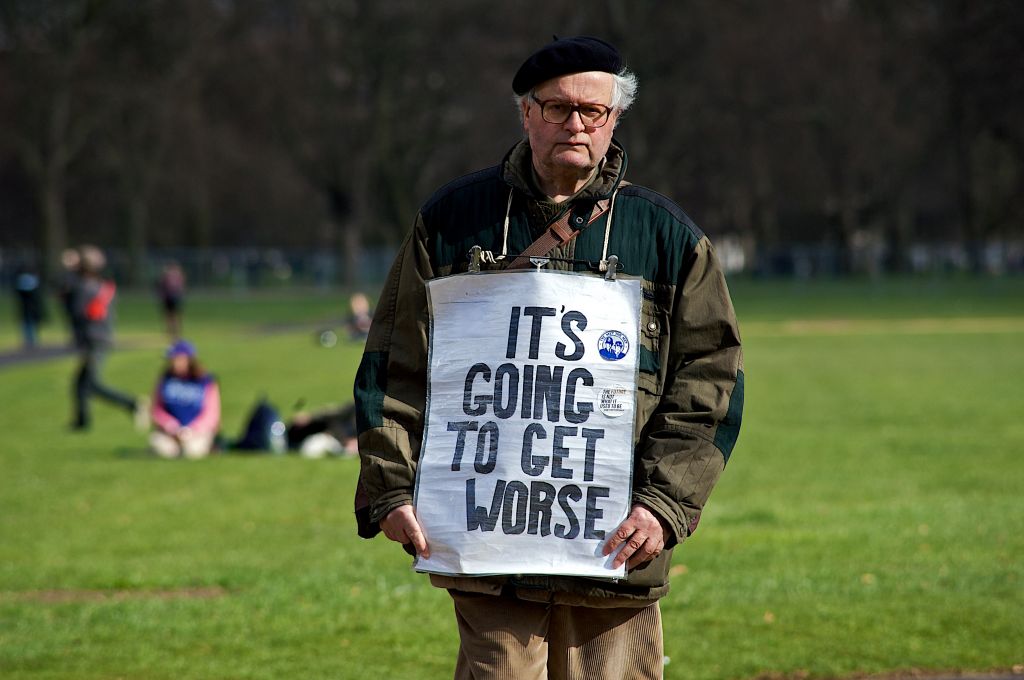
[0,0,1021,280]
[0,0,111,276]
[932,0,1024,269]
[92,0,222,283]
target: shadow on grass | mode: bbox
[113,446,284,460]
[1,586,229,604]
[114,446,159,461]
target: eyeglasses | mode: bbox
[530,95,614,128]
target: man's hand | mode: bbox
[380,504,430,558]
[602,504,667,569]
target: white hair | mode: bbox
[609,69,639,111]
[514,68,639,125]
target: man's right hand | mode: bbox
[380,504,430,558]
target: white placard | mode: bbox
[413,270,641,578]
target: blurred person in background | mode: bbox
[156,261,186,339]
[354,36,743,680]
[69,245,148,432]
[346,292,373,340]
[149,339,221,459]
[12,264,46,349]
[287,401,358,457]
[56,248,83,348]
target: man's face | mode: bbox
[520,71,619,182]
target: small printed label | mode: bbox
[599,386,631,417]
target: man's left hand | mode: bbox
[602,504,667,570]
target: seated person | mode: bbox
[149,340,220,459]
[287,402,358,456]
[346,292,373,340]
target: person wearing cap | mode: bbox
[156,261,187,339]
[354,36,743,678]
[149,340,221,459]
[69,245,149,432]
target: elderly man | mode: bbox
[354,36,743,679]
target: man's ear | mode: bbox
[520,98,532,132]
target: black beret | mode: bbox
[512,36,623,95]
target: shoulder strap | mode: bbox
[506,199,610,269]
[85,280,116,321]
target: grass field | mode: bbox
[1,278,1022,679]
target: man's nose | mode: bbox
[563,109,588,132]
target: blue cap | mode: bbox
[165,339,196,358]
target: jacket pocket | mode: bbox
[637,297,667,397]
[624,547,672,588]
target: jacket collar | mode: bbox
[501,138,628,203]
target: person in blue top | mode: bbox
[149,340,221,459]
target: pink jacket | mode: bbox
[151,380,221,436]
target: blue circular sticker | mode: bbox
[597,331,629,361]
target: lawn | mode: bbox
[1,278,1022,679]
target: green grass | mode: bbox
[1,278,1022,679]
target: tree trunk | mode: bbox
[839,192,859,276]
[39,168,69,281]
[339,150,373,287]
[951,88,978,272]
[127,193,149,286]
[341,219,363,287]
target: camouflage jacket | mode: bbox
[354,139,744,605]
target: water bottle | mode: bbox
[269,420,287,454]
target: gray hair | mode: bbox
[514,68,639,125]
[78,244,107,274]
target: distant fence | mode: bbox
[724,238,1024,278]
[2,239,1023,291]
[0,247,399,291]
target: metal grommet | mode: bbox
[647,321,658,332]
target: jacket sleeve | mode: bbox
[151,381,181,434]
[631,236,744,547]
[188,382,221,435]
[353,215,435,524]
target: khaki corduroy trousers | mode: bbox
[450,591,663,680]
